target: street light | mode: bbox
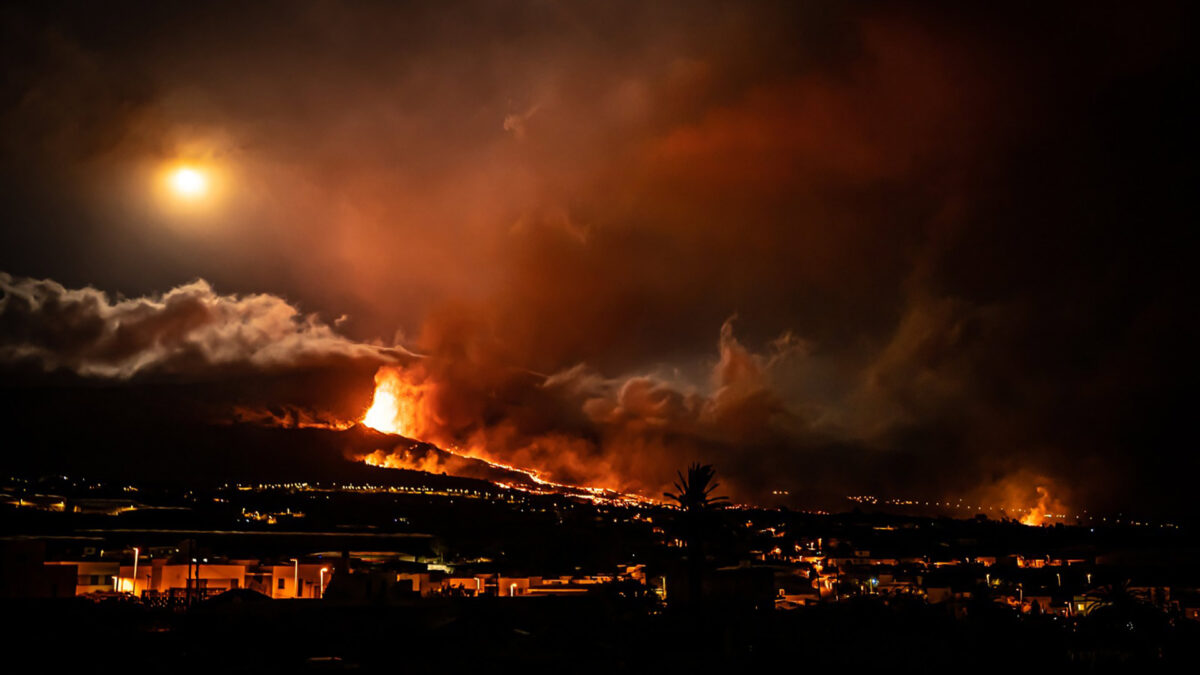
[291,559,300,598]
[131,547,140,597]
[320,568,328,598]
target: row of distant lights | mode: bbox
[848,494,1067,517]
[226,481,627,510]
[10,476,1177,529]
[5,476,136,492]
[846,495,1177,528]
[230,482,496,498]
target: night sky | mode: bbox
[1,1,1195,516]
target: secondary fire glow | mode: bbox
[1020,486,1056,527]
[361,448,446,475]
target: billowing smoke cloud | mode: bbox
[0,272,404,378]
[0,1,1194,516]
[363,316,808,497]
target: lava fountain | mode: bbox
[357,366,652,505]
[361,367,428,437]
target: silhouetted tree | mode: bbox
[664,463,729,513]
[1084,580,1138,616]
[1079,580,1170,658]
[664,463,728,606]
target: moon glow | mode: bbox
[168,167,208,199]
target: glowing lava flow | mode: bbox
[359,367,654,506]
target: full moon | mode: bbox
[168,167,208,199]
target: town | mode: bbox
[3,469,1198,671]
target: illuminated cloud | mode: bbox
[0,272,406,378]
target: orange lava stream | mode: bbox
[360,368,654,506]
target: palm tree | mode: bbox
[664,463,728,607]
[1083,580,1140,616]
[664,463,730,512]
[1079,579,1169,654]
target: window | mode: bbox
[278,578,286,590]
